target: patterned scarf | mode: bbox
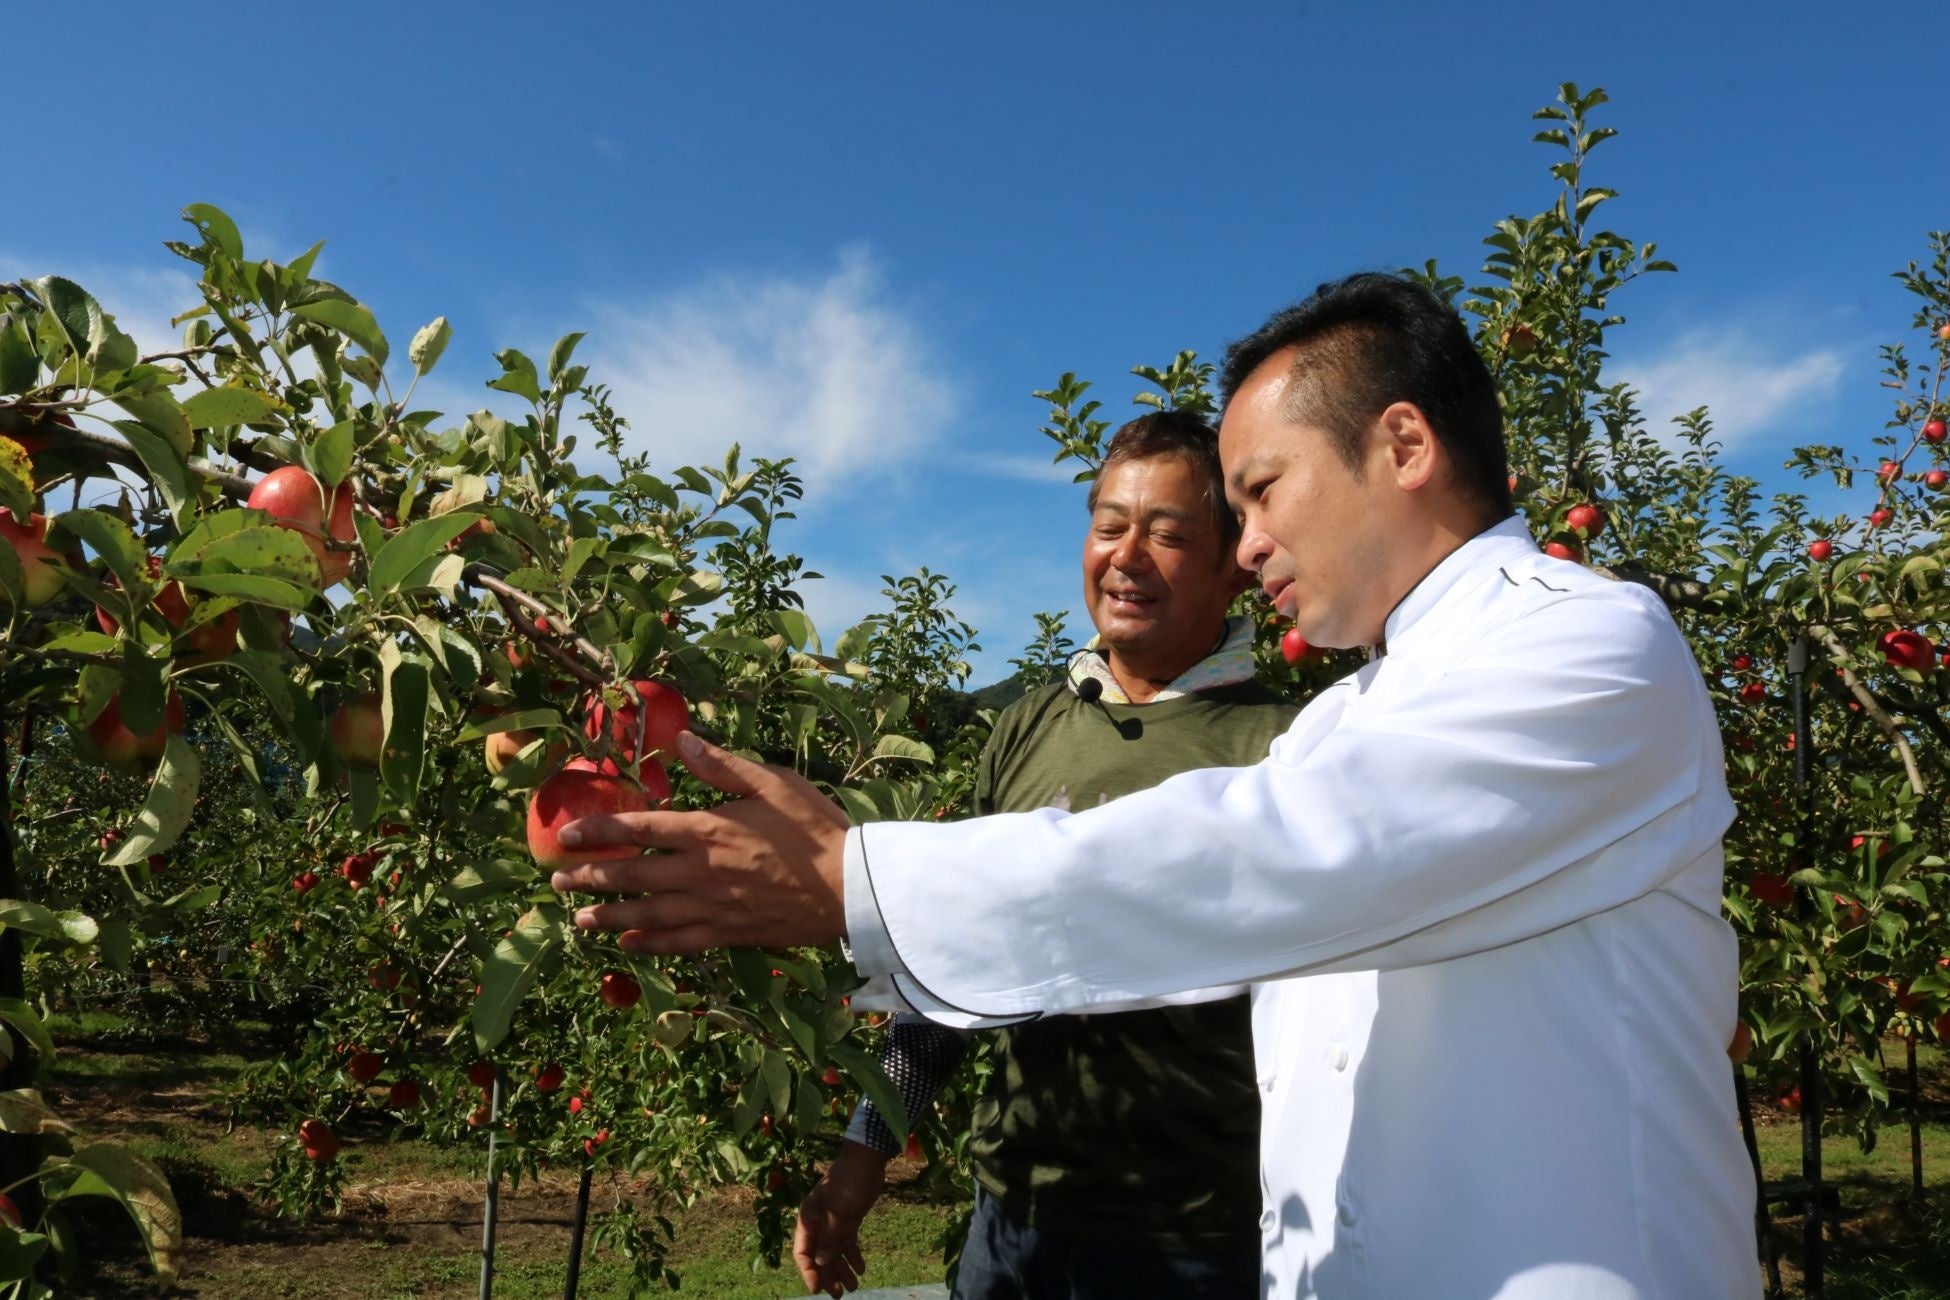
[1067,614,1260,704]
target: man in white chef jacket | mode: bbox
[549,272,1760,1299]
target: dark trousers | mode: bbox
[952,1188,1261,1299]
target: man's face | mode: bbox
[1220,349,1397,649]
[1082,454,1242,671]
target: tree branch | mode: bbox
[461,563,611,687]
[1811,625,1927,796]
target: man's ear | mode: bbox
[1376,401,1440,492]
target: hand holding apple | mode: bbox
[547,732,851,953]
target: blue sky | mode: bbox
[9,2,1947,683]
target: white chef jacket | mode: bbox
[844,516,1758,1299]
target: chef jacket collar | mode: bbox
[1376,513,1536,658]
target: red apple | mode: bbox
[526,760,666,870]
[599,971,642,1009]
[388,1079,421,1109]
[368,963,401,990]
[1737,682,1766,705]
[569,1091,589,1115]
[1928,470,1949,490]
[1542,540,1580,562]
[1880,629,1935,673]
[466,1060,498,1089]
[1779,1087,1802,1114]
[0,512,68,607]
[1807,539,1833,561]
[1731,654,1753,672]
[533,1063,565,1093]
[1279,627,1311,666]
[1925,419,1948,443]
[297,1118,339,1161]
[86,690,185,771]
[820,1067,843,1087]
[1565,503,1605,537]
[346,1051,384,1084]
[329,693,385,768]
[1727,1021,1754,1064]
[0,1192,21,1231]
[292,870,320,894]
[339,852,375,888]
[505,616,554,672]
[1878,460,1903,483]
[247,465,358,587]
[1869,508,1894,528]
[582,680,691,764]
[904,1132,924,1162]
[1750,871,1793,906]
[584,1129,609,1158]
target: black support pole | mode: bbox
[1735,1064,1783,1297]
[479,1070,503,1300]
[563,1158,594,1300]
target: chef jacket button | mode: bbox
[1259,1074,1275,1093]
[1337,1200,1357,1228]
[1326,1043,1349,1072]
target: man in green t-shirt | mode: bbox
[795,409,1299,1298]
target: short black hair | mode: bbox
[1086,409,1241,552]
[1219,273,1512,518]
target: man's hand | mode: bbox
[794,1141,889,1297]
[548,732,852,953]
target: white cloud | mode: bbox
[954,452,1081,484]
[583,247,955,492]
[1612,330,1847,450]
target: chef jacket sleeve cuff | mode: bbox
[841,824,900,977]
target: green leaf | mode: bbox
[170,571,314,610]
[178,523,320,586]
[110,422,194,528]
[870,734,934,765]
[0,1091,71,1136]
[0,436,32,520]
[347,764,379,829]
[441,858,538,906]
[769,609,819,652]
[457,709,567,741]
[826,1042,906,1143]
[180,386,280,429]
[488,349,542,404]
[547,332,586,382]
[0,901,97,947]
[103,736,199,866]
[0,314,38,394]
[409,316,452,375]
[51,1144,183,1283]
[216,651,296,726]
[292,299,388,366]
[312,419,355,487]
[473,915,564,1054]
[51,509,145,599]
[28,277,135,370]
[379,648,430,804]
[0,1001,55,1061]
[181,203,243,259]
[0,1228,48,1282]
[367,513,483,595]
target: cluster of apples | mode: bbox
[523,680,690,870]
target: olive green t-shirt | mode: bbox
[966,678,1299,1252]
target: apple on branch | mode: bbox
[247,465,359,588]
[526,758,670,870]
[329,693,385,768]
